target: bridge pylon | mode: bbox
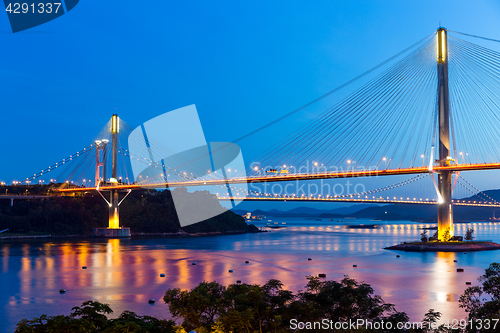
[92,114,131,237]
[436,27,453,241]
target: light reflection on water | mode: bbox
[1,219,500,331]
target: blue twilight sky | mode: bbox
[1,0,500,205]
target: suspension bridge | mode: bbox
[8,27,500,239]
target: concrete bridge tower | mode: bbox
[437,27,454,241]
[92,114,131,237]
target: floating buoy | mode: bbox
[228,269,233,273]
[245,261,249,264]
[236,280,241,284]
[353,265,358,267]
[454,260,458,262]
[457,268,464,272]
[192,262,197,265]
[308,258,312,261]
[396,255,400,258]
[318,273,326,278]
[466,282,471,285]
[160,273,165,277]
[59,289,66,294]
[82,266,87,269]
[148,299,155,304]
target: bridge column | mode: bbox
[92,114,130,237]
[10,198,13,206]
[95,140,107,187]
[437,27,453,241]
[109,114,120,229]
[109,190,119,228]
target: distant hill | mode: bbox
[232,190,500,221]
[233,204,378,217]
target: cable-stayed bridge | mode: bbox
[10,28,500,239]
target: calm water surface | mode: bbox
[2,218,500,332]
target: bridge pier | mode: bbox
[10,198,13,206]
[109,189,119,229]
[438,171,453,239]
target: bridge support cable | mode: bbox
[21,144,94,184]
[447,34,500,164]
[249,35,438,176]
[237,173,434,202]
[455,175,499,205]
[233,33,435,149]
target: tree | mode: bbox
[15,314,95,333]
[421,309,441,332]
[163,281,227,331]
[215,279,294,332]
[16,301,176,333]
[459,262,500,331]
[442,229,451,242]
[295,275,409,331]
[70,300,113,330]
[465,228,474,241]
[106,310,176,333]
[164,277,411,333]
[421,229,428,243]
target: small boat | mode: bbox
[315,218,322,221]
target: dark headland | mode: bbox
[0,184,258,238]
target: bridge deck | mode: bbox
[217,197,500,207]
[54,163,500,193]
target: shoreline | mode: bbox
[385,241,500,252]
[0,228,264,241]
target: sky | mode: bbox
[1,0,500,209]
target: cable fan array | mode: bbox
[225,173,499,206]
[248,31,500,176]
[249,34,438,173]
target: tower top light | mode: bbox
[437,28,447,64]
[111,114,119,134]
